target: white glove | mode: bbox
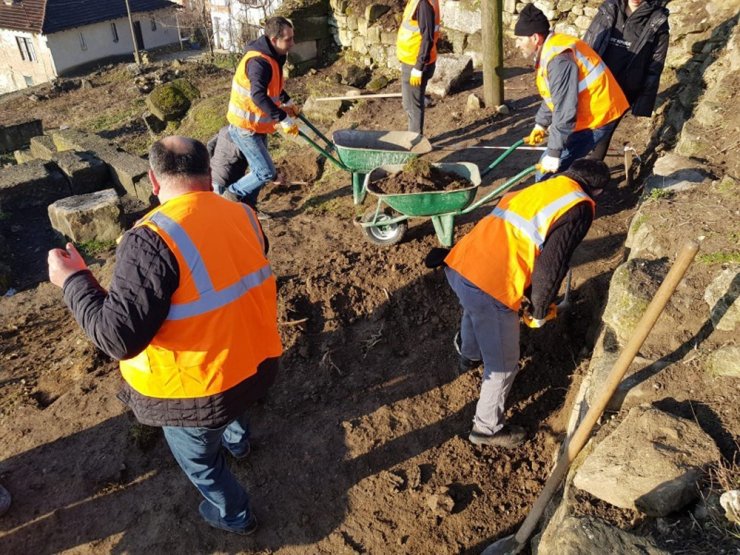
[279,117,299,136]
[539,154,560,173]
[409,68,423,87]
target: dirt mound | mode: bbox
[373,159,473,194]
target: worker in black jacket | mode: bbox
[48,136,281,535]
[584,0,670,160]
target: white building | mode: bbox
[0,0,180,94]
[209,0,280,52]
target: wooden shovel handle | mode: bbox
[512,239,700,547]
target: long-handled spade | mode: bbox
[482,239,700,555]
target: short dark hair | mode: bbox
[562,159,611,195]
[149,137,210,179]
[264,16,293,40]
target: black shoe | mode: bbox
[199,501,258,535]
[469,424,526,448]
[454,331,481,372]
[255,209,272,221]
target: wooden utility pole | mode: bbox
[124,0,141,65]
[481,0,504,107]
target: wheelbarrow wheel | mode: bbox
[361,208,407,246]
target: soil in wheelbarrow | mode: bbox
[373,158,473,195]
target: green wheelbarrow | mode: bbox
[356,139,537,246]
[296,114,431,204]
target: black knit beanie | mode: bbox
[514,4,550,37]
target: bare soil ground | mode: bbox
[0,48,736,554]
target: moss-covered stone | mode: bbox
[170,78,200,101]
[146,83,191,122]
[366,75,389,92]
[176,93,230,143]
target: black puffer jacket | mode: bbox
[584,0,669,117]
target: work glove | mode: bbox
[524,124,547,145]
[424,247,451,269]
[538,154,560,174]
[522,303,557,329]
[279,117,299,137]
[409,68,423,87]
[282,100,300,118]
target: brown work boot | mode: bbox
[469,424,526,448]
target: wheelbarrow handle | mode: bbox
[296,113,334,150]
[480,138,526,178]
[463,164,536,213]
[298,129,347,171]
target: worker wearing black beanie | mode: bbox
[514,4,628,182]
[514,4,550,37]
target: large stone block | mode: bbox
[426,54,473,98]
[302,96,345,124]
[146,82,191,122]
[13,150,34,164]
[50,129,112,153]
[48,189,123,243]
[0,119,42,154]
[53,151,110,195]
[288,40,319,64]
[707,346,740,378]
[29,135,57,160]
[0,160,70,211]
[441,1,481,32]
[573,405,721,516]
[704,265,740,332]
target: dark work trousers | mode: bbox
[588,114,626,161]
[445,268,521,435]
[401,62,436,135]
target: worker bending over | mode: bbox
[515,5,628,180]
[442,160,610,447]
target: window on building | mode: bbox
[151,17,157,31]
[15,36,36,62]
[79,32,87,50]
[24,75,34,87]
[111,22,119,42]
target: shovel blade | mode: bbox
[481,534,523,555]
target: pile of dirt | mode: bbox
[372,158,473,194]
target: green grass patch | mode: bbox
[78,239,116,257]
[646,188,675,201]
[176,93,229,142]
[698,251,740,265]
[85,100,144,132]
[212,53,241,71]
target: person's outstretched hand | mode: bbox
[48,243,88,288]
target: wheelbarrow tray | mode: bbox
[332,129,432,173]
[365,162,481,217]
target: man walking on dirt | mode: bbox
[48,136,282,535]
[514,5,629,181]
[224,16,301,216]
[439,160,610,447]
[396,0,440,136]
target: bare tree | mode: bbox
[176,0,215,57]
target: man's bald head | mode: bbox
[149,136,211,196]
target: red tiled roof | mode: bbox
[0,0,46,33]
[0,0,176,35]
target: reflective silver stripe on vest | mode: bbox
[151,212,213,294]
[167,264,273,320]
[243,204,265,253]
[491,191,590,249]
[231,79,281,104]
[149,211,273,320]
[228,103,274,124]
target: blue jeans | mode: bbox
[446,268,521,435]
[536,120,618,181]
[227,125,276,206]
[162,412,252,526]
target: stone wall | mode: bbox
[0,119,43,154]
[277,0,336,75]
[328,0,602,70]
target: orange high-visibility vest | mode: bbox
[119,191,283,399]
[445,176,595,311]
[227,50,284,134]
[536,33,628,131]
[396,0,441,66]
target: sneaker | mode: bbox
[254,209,272,221]
[469,424,526,448]
[199,501,258,535]
[222,440,251,460]
[454,331,481,372]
